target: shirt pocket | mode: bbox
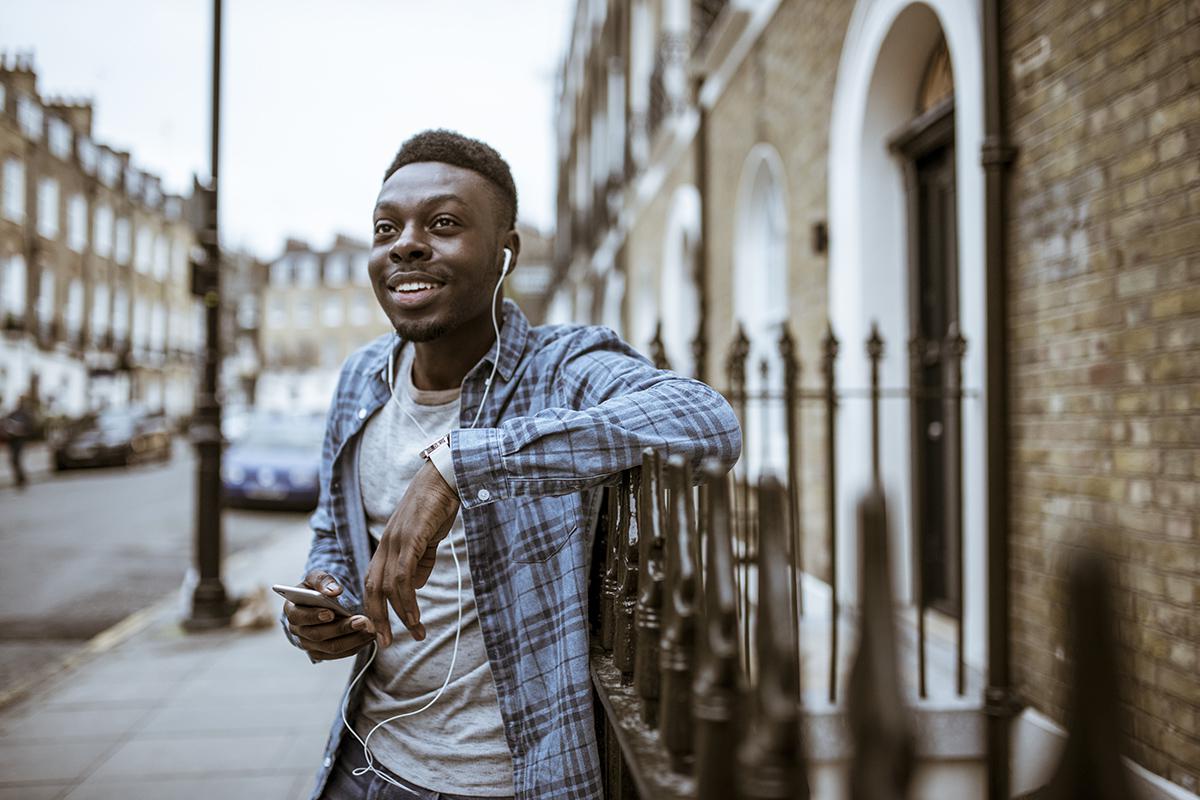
[511,493,581,564]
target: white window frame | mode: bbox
[2,159,25,223]
[92,282,110,336]
[135,225,154,273]
[17,95,43,140]
[2,255,27,318]
[37,269,55,324]
[48,117,73,160]
[67,194,88,252]
[37,177,60,239]
[94,204,114,257]
[66,279,83,335]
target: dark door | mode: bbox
[911,137,959,614]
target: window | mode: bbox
[48,118,73,159]
[66,279,83,335]
[67,194,88,252]
[37,269,55,323]
[150,303,165,351]
[2,159,24,223]
[154,234,170,280]
[93,204,114,257]
[92,283,110,336]
[294,297,313,326]
[352,293,372,325]
[112,287,129,340]
[114,219,132,264]
[144,181,161,208]
[135,225,154,273]
[237,296,258,330]
[295,254,318,288]
[0,83,6,114]
[324,253,349,286]
[270,257,290,286]
[37,178,60,238]
[133,299,148,348]
[322,295,343,326]
[2,255,27,318]
[98,152,121,188]
[78,137,97,174]
[17,95,43,140]
[125,167,142,198]
[268,296,286,327]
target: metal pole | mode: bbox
[185,0,231,630]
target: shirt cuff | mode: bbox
[450,427,509,509]
[427,435,459,496]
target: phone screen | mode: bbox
[272,584,352,617]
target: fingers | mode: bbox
[383,535,425,642]
[289,614,375,660]
[296,629,375,661]
[283,600,341,627]
[303,569,342,596]
[363,554,392,649]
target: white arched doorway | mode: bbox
[733,144,789,478]
[828,0,988,669]
[660,185,701,376]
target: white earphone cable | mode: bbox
[341,250,510,790]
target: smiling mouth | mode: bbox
[385,275,445,308]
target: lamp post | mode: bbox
[184,0,231,630]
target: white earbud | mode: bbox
[500,247,512,277]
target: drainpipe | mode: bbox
[982,0,1019,797]
[691,73,709,384]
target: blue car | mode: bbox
[221,414,324,510]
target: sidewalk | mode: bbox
[0,524,353,800]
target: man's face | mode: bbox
[369,162,505,341]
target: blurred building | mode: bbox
[219,248,266,409]
[555,0,1196,796]
[0,52,202,418]
[256,236,386,412]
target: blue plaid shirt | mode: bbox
[290,300,741,799]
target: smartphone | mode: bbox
[272,584,352,617]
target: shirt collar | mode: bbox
[369,298,529,386]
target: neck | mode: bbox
[408,301,503,391]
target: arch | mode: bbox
[828,0,988,669]
[660,184,701,376]
[733,144,790,477]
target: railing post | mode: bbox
[694,461,739,800]
[737,478,810,800]
[779,324,804,627]
[634,449,665,728]
[650,320,672,371]
[944,322,967,696]
[907,334,928,700]
[601,479,622,651]
[659,455,698,773]
[821,322,840,704]
[1024,547,1136,800]
[726,323,752,677]
[614,469,641,683]
[866,322,884,485]
[847,488,914,800]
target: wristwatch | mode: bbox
[420,433,458,495]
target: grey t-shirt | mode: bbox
[355,342,514,796]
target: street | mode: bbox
[0,444,311,696]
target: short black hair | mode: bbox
[383,129,518,230]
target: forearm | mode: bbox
[451,376,741,508]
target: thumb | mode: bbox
[304,569,342,596]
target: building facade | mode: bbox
[0,53,202,419]
[554,0,1197,796]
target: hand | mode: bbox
[364,460,460,647]
[284,568,376,661]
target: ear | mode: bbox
[500,230,521,275]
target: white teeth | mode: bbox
[394,282,437,292]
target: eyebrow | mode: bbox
[374,193,471,213]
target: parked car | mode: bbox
[53,408,173,470]
[221,413,323,510]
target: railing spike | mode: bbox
[659,455,698,773]
[634,449,666,728]
[613,469,640,682]
[694,460,739,800]
[847,488,914,800]
[737,477,810,800]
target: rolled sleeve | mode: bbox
[451,426,511,509]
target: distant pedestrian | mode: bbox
[3,394,38,488]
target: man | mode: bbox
[282,130,741,800]
[3,393,38,488]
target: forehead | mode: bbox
[375,161,494,213]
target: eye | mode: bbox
[373,221,395,236]
[430,216,458,229]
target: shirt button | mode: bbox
[323,756,332,768]
[357,408,367,420]
[477,488,491,502]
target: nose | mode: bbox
[389,223,431,263]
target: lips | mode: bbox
[384,271,446,309]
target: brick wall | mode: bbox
[1005,0,1199,788]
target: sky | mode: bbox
[3,0,572,259]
